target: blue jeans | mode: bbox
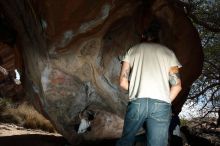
[116,98,171,146]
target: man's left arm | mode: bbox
[169,66,182,102]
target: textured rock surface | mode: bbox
[0,0,203,144]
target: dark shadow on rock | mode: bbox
[0,134,70,146]
[79,139,117,146]
[0,134,119,146]
[181,126,215,146]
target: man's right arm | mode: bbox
[169,66,182,102]
[119,61,130,91]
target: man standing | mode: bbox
[116,24,182,146]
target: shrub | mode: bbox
[180,118,190,126]
[0,99,56,133]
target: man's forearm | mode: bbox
[169,66,182,102]
[170,84,182,102]
[119,61,130,91]
[119,79,129,91]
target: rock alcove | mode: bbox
[0,0,203,144]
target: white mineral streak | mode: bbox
[55,3,111,49]
[15,69,20,80]
[77,119,91,134]
[41,19,47,29]
[79,4,111,33]
[59,30,75,48]
[32,84,40,94]
[14,69,21,85]
[41,65,52,92]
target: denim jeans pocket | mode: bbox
[126,101,140,121]
[151,102,171,122]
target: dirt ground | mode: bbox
[0,123,70,146]
[1,122,219,146]
[0,123,118,146]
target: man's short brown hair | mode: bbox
[141,21,161,42]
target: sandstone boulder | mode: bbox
[0,0,203,144]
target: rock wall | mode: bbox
[0,0,203,144]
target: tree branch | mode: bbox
[201,107,217,119]
[188,13,220,32]
[188,83,219,99]
[205,59,220,72]
[199,89,219,110]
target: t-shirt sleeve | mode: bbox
[170,51,182,68]
[122,48,133,65]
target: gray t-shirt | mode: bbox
[122,43,182,103]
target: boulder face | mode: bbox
[0,0,203,144]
